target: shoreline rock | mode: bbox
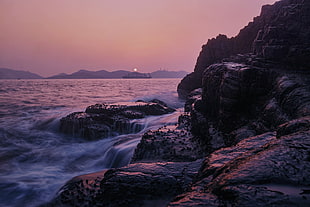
[131,120,207,163]
[45,161,203,207]
[170,120,310,206]
[59,99,175,140]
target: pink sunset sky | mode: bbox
[0,0,278,77]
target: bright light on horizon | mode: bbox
[133,68,138,72]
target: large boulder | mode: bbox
[60,100,175,140]
[177,72,201,99]
[201,62,274,130]
[44,170,107,207]
[181,57,309,147]
[131,123,207,163]
[45,161,202,207]
[169,118,310,206]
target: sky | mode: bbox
[0,0,278,77]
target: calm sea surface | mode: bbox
[0,79,183,207]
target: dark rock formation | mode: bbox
[45,161,202,207]
[177,72,201,99]
[44,170,106,207]
[178,0,310,98]
[97,161,201,207]
[169,119,310,207]
[253,0,310,67]
[131,123,206,163]
[170,0,310,205]
[60,99,175,140]
[180,54,309,154]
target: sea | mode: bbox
[0,78,184,207]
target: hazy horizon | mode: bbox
[0,0,277,76]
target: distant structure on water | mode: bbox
[122,68,152,79]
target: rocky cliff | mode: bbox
[44,0,310,206]
[171,0,310,205]
[178,0,310,99]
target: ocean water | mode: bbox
[0,79,183,207]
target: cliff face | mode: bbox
[253,0,310,66]
[170,0,310,205]
[178,0,310,98]
[177,0,310,147]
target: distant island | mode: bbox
[48,69,188,79]
[0,68,188,79]
[0,68,43,79]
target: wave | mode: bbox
[0,111,183,207]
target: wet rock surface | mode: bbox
[178,47,310,149]
[60,99,175,140]
[43,171,107,207]
[97,161,202,207]
[45,161,202,207]
[169,121,310,207]
[131,123,207,163]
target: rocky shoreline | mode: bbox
[43,0,310,206]
[59,99,175,140]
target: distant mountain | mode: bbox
[0,68,42,79]
[0,67,188,79]
[48,69,130,79]
[48,69,188,79]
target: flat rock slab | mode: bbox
[98,161,202,206]
[169,119,310,206]
[60,99,175,140]
[45,160,203,207]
